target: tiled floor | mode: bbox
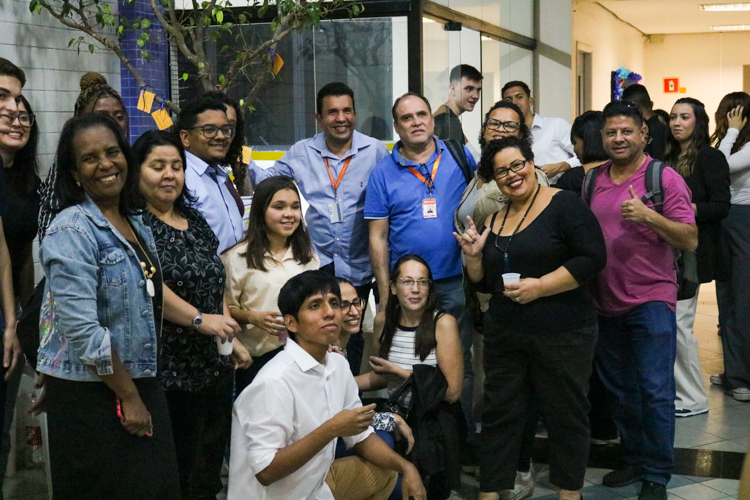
[5,285,747,499]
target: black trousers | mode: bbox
[480,325,596,492]
[46,376,180,500]
[319,262,373,376]
[166,372,233,500]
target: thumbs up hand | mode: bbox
[620,185,652,223]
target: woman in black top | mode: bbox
[133,131,249,500]
[666,98,730,415]
[456,136,606,500]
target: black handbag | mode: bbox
[15,276,45,370]
[377,375,413,420]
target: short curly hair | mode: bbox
[477,136,534,183]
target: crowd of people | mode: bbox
[0,55,747,500]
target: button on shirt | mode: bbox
[531,114,580,183]
[184,151,244,254]
[249,131,391,286]
[364,138,476,280]
[228,339,373,500]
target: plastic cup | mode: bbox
[216,337,234,356]
[502,273,521,285]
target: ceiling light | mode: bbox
[710,24,750,30]
[700,3,750,11]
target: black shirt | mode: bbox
[477,190,606,335]
[554,166,586,194]
[433,105,466,144]
[646,115,669,161]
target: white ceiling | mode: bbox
[593,0,750,35]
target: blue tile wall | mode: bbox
[119,0,170,142]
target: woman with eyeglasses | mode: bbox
[456,136,606,500]
[222,175,320,395]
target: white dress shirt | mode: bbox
[228,339,373,500]
[184,151,244,254]
[530,114,581,183]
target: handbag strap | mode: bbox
[385,375,413,405]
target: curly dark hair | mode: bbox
[478,100,531,150]
[54,113,144,214]
[477,136,535,183]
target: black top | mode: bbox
[0,159,6,216]
[646,115,669,161]
[2,163,41,295]
[682,145,731,282]
[145,207,233,392]
[554,166,586,194]
[476,190,606,335]
[433,106,466,144]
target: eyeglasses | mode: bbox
[340,298,366,311]
[190,124,235,139]
[396,278,431,289]
[486,118,520,132]
[493,160,528,179]
[0,112,34,128]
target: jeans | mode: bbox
[595,302,676,485]
[433,274,474,434]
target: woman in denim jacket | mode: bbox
[37,114,196,499]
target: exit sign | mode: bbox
[664,78,679,93]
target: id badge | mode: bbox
[422,198,437,218]
[328,201,343,223]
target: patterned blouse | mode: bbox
[144,207,233,392]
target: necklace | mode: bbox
[127,222,157,298]
[494,184,541,270]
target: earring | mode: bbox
[76,181,81,187]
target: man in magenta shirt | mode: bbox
[589,101,698,500]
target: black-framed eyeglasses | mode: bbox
[486,118,520,132]
[190,124,235,139]
[340,298,366,311]
[396,278,431,289]
[0,112,34,128]
[494,160,528,179]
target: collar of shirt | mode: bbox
[266,245,296,264]
[531,113,546,130]
[185,151,227,181]
[285,338,333,376]
[308,131,371,161]
[392,137,445,169]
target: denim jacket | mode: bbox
[37,196,161,381]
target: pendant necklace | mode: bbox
[127,222,157,298]
[494,184,541,270]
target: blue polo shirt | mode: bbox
[364,138,476,280]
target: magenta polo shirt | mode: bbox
[590,156,695,317]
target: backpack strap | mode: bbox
[443,139,472,185]
[641,159,665,214]
[582,166,600,206]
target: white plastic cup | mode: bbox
[502,273,521,285]
[216,337,234,356]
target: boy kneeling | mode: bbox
[228,270,426,500]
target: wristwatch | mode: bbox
[192,312,203,329]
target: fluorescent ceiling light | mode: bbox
[700,3,750,11]
[710,24,750,30]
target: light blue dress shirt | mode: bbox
[249,131,390,286]
[185,151,245,254]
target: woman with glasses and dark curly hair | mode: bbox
[456,136,606,500]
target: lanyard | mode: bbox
[324,157,352,198]
[407,152,442,196]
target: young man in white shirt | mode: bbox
[228,270,426,500]
[502,80,580,183]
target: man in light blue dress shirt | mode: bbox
[248,82,390,374]
[178,96,245,254]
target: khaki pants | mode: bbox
[325,456,398,500]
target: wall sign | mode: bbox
[664,78,679,93]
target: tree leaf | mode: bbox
[88,44,95,54]
[183,73,189,81]
[216,10,224,24]
[142,19,151,29]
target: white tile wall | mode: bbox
[0,0,121,282]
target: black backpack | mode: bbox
[582,160,699,300]
[442,139,473,185]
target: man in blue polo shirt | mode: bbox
[365,91,477,448]
[249,82,391,375]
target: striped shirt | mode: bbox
[385,324,437,408]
